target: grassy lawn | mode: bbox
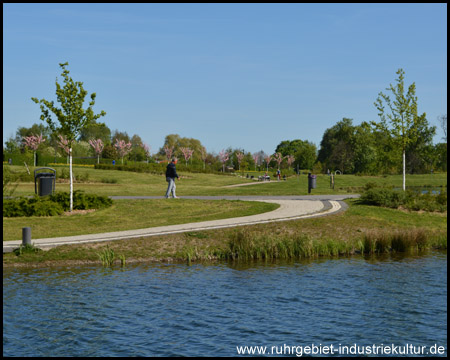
[3,166,447,266]
[7,165,447,197]
[3,199,279,241]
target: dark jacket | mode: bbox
[165,162,179,179]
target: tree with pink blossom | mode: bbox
[273,152,284,170]
[57,134,70,155]
[89,139,104,164]
[114,139,132,165]
[219,149,229,173]
[252,153,260,171]
[180,147,194,166]
[164,146,174,161]
[200,147,208,170]
[264,155,272,172]
[141,143,151,163]
[235,151,245,171]
[286,155,295,169]
[22,133,45,166]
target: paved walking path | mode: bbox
[3,195,359,253]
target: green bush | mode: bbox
[360,187,447,212]
[3,196,64,217]
[49,191,112,211]
[359,188,404,208]
[3,191,113,217]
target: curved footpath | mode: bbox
[3,195,359,253]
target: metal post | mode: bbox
[308,173,311,194]
[22,227,31,246]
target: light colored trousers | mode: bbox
[165,177,176,198]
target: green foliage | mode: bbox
[3,191,112,217]
[3,166,19,197]
[363,228,432,254]
[221,229,354,261]
[31,62,107,212]
[359,187,447,212]
[3,196,64,217]
[372,69,435,188]
[318,118,356,174]
[97,245,115,267]
[13,243,42,256]
[78,121,111,144]
[31,62,106,143]
[49,191,112,211]
[96,245,127,267]
[159,134,206,163]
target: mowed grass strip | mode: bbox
[3,199,279,241]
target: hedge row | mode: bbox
[94,162,229,175]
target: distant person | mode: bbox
[165,158,179,198]
[276,169,281,181]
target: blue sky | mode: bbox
[3,3,447,155]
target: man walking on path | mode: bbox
[165,158,179,198]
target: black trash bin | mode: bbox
[308,173,317,194]
[34,167,56,196]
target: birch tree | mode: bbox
[372,68,424,191]
[32,62,106,211]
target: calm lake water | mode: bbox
[3,251,447,357]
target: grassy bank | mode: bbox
[4,199,446,267]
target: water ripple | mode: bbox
[3,251,447,357]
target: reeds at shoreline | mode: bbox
[181,227,446,263]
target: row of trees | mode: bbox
[2,63,448,209]
[5,122,151,164]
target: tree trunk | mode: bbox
[402,149,406,191]
[69,147,73,212]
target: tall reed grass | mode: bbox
[183,229,356,262]
[180,227,446,263]
[362,228,445,254]
[97,245,116,267]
